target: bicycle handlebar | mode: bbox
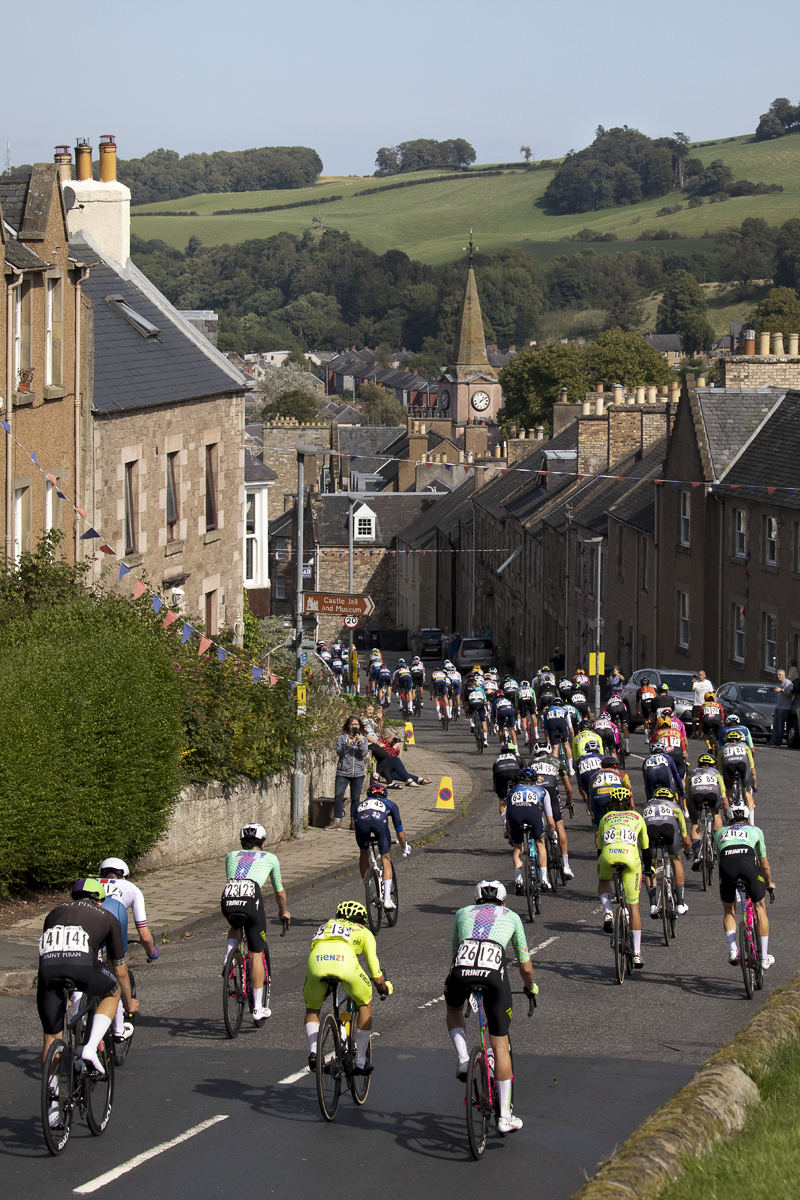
[511,988,538,1017]
[280,917,290,937]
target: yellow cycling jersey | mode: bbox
[310,918,381,979]
[573,729,601,760]
[597,808,649,852]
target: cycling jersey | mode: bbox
[702,701,724,726]
[503,679,519,701]
[466,684,487,712]
[718,742,754,783]
[303,918,382,1010]
[354,794,403,855]
[431,668,448,696]
[641,797,686,868]
[506,782,548,839]
[720,723,753,749]
[573,729,602,760]
[493,751,524,798]
[537,671,556,690]
[447,670,462,694]
[532,754,567,822]
[572,672,591,694]
[686,766,725,822]
[451,903,530,965]
[714,822,766,858]
[393,668,412,690]
[95,876,148,930]
[493,696,516,726]
[225,849,284,893]
[642,751,684,799]
[597,809,649,904]
[575,750,604,787]
[589,767,633,826]
[37,901,124,1035]
[377,666,392,685]
[410,663,425,681]
[446,904,529,1038]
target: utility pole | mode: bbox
[292,443,318,838]
[580,536,604,713]
[348,494,355,693]
[564,502,573,677]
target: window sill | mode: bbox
[43,386,67,401]
[124,552,143,567]
[13,391,35,408]
[676,542,691,554]
[762,562,778,573]
[675,645,690,656]
[204,530,221,545]
[730,553,747,565]
[165,539,184,557]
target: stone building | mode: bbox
[438,237,503,426]
[717,329,800,388]
[396,476,475,634]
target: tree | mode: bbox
[586,328,674,389]
[499,343,590,429]
[270,389,320,423]
[520,145,532,162]
[774,219,800,291]
[257,362,319,406]
[542,126,675,215]
[375,146,399,176]
[186,235,203,257]
[357,381,405,425]
[678,314,716,354]
[656,270,708,332]
[745,287,800,336]
[684,159,734,196]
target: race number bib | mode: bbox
[455,939,503,970]
[594,772,621,788]
[646,755,670,769]
[510,788,539,807]
[603,826,637,845]
[723,746,745,761]
[536,763,558,779]
[223,879,257,900]
[692,773,718,789]
[357,799,387,815]
[315,921,353,941]
[644,804,675,821]
[580,756,603,773]
[39,925,90,956]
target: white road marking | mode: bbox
[528,936,559,956]
[278,1066,310,1084]
[418,994,446,1009]
[73,1115,228,1193]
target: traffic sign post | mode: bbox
[344,615,359,629]
[301,593,375,617]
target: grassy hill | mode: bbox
[129,134,800,267]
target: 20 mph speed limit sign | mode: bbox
[344,615,359,629]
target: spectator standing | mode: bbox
[770,670,794,747]
[328,715,369,831]
[551,646,565,673]
[691,670,714,739]
[788,658,799,683]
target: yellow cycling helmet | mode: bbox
[704,691,715,702]
[652,787,675,802]
[726,729,744,742]
[335,900,368,923]
[606,786,633,811]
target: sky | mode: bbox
[7,0,800,175]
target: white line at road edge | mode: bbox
[278,1066,311,1084]
[529,936,559,955]
[73,1115,228,1194]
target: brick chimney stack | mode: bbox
[64,133,131,266]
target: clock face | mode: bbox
[471,390,490,412]
[439,389,450,411]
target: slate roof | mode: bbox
[309,493,440,547]
[338,426,405,458]
[605,438,667,535]
[244,447,277,484]
[72,234,248,413]
[397,476,476,548]
[696,387,785,481]
[473,449,546,521]
[4,237,48,270]
[714,390,800,511]
[645,333,682,353]
[0,175,30,233]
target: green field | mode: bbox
[130,135,800,266]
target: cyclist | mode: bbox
[393,659,414,713]
[700,691,724,747]
[537,672,558,714]
[503,674,519,708]
[354,783,410,911]
[574,736,605,804]
[642,740,685,801]
[410,655,426,708]
[714,801,775,969]
[596,786,648,968]
[38,879,135,1077]
[557,677,574,706]
[366,650,382,697]
[654,684,677,723]
[446,661,463,719]
[686,753,726,869]
[543,699,576,775]
[572,667,591,698]
[717,729,757,820]
[641,787,692,918]
[636,676,658,739]
[506,768,550,892]
[482,669,500,723]
[516,679,538,744]
[222,824,291,1023]
[493,743,525,825]
[719,712,753,749]
[444,881,535,1132]
[376,659,393,708]
[530,740,574,880]
[329,651,345,690]
[605,680,630,756]
[430,663,450,724]
[537,665,557,692]
[656,712,688,783]
[492,689,518,748]
[465,673,489,746]
[567,684,591,725]
[588,756,633,833]
[318,642,333,668]
[303,900,392,1074]
[592,708,622,759]
[95,858,157,1046]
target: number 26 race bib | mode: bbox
[455,939,504,970]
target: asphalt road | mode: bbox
[1,700,797,1197]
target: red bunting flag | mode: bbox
[133,580,147,600]
[162,610,178,629]
[99,544,115,554]
[45,472,58,486]
[76,506,88,519]
[692,481,702,488]
[767,487,776,494]
[198,637,212,656]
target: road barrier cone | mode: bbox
[436,776,454,809]
[404,721,415,746]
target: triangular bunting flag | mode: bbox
[133,580,147,600]
[76,506,88,520]
[181,622,195,644]
[56,490,68,501]
[198,637,212,656]
[45,473,58,485]
[253,666,264,682]
[80,528,101,540]
[0,420,9,433]
[268,673,279,685]
[767,487,776,494]
[31,451,39,466]
[162,610,178,629]
[99,544,115,554]
[217,647,228,662]
[692,481,702,488]
[118,563,132,582]
[730,484,740,489]
[152,595,163,613]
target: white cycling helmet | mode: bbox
[651,739,668,752]
[475,879,507,904]
[99,857,129,878]
[532,740,551,757]
[727,801,749,823]
[240,823,267,844]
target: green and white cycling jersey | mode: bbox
[451,903,530,964]
[225,849,284,892]
[713,823,766,859]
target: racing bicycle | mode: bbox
[521,823,541,922]
[473,720,484,754]
[222,918,289,1038]
[363,829,399,935]
[652,836,678,947]
[463,984,536,1160]
[546,830,565,890]
[112,968,136,1066]
[611,865,634,984]
[314,977,390,1120]
[737,885,774,999]
[41,978,115,1156]
[697,800,717,891]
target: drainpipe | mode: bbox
[716,492,724,681]
[5,268,24,562]
[653,483,660,666]
[73,264,90,562]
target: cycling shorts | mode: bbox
[37,958,118,1036]
[444,942,512,1037]
[538,694,557,714]
[597,845,642,905]
[570,697,589,717]
[642,821,682,870]
[667,747,686,777]
[303,942,372,1010]
[546,718,570,744]
[493,768,520,800]
[467,701,487,721]
[594,725,617,750]
[640,697,656,715]
[686,789,721,824]
[541,784,564,823]
[432,680,448,697]
[220,879,267,954]
[506,800,544,845]
[518,698,536,720]
[721,759,752,788]
[395,680,412,695]
[702,714,722,731]
[410,671,425,685]
[643,765,676,800]
[449,681,462,697]
[718,846,765,905]
[354,816,392,856]
[496,707,515,729]
[606,698,626,720]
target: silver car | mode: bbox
[621,668,698,730]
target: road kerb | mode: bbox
[570,972,800,1199]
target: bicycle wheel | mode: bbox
[316,1013,342,1121]
[660,870,672,947]
[547,837,560,892]
[442,708,449,731]
[475,727,484,754]
[523,833,535,923]
[738,921,754,999]
[85,1033,115,1135]
[614,906,627,985]
[365,870,382,935]
[532,848,541,915]
[41,1039,73,1156]
[753,921,764,991]
[222,948,245,1039]
[700,828,711,892]
[466,1046,491,1160]
[385,871,399,928]
[113,968,136,1066]
[349,1032,372,1106]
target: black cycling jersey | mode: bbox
[40,900,125,967]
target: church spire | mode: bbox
[449,229,496,379]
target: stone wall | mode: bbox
[315,552,398,642]
[259,423,330,505]
[136,749,335,871]
[719,356,800,389]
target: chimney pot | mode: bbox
[612,382,623,405]
[75,138,93,181]
[582,400,592,416]
[636,386,645,405]
[788,333,799,356]
[697,375,706,387]
[646,386,657,404]
[494,445,501,458]
[518,428,526,440]
[559,386,568,404]
[759,331,771,355]
[596,382,604,394]
[536,425,544,441]
[458,450,465,463]
[467,451,474,463]
[594,396,604,416]
[772,332,785,356]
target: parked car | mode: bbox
[716,682,774,742]
[456,636,496,672]
[621,668,697,730]
[419,628,444,658]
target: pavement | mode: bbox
[1,696,798,1195]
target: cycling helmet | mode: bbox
[336,900,368,923]
[661,683,669,692]
[487,668,498,678]
[412,656,421,664]
[704,692,715,702]
[540,665,550,673]
[697,754,716,766]
[240,823,267,844]
[583,738,602,754]
[318,641,328,649]
[367,783,388,799]
[641,676,650,684]
[727,801,749,823]
[653,787,675,801]
[601,755,619,767]
[99,857,129,878]
[518,766,537,783]
[520,680,531,689]
[474,879,507,904]
[726,713,740,724]
[651,739,668,751]
[726,729,744,741]
[531,740,551,758]
[397,658,406,666]
[606,786,633,811]
[558,678,573,695]
[499,742,514,754]
[444,661,453,670]
[72,878,106,901]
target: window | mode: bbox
[124,462,137,554]
[734,509,746,557]
[45,479,57,534]
[732,603,745,663]
[205,590,216,635]
[166,452,179,542]
[679,491,691,547]
[765,516,777,565]
[763,613,777,671]
[274,536,290,561]
[14,282,32,386]
[45,277,63,387]
[13,486,31,562]
[245,492,257,581]
[641,537,649,592]
[353,503,376,541]
[678,591,690,648]
[105,294,161,338]
[357,516,373,538]
[274,576,286,600]
[205,444,218,531]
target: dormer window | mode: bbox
[353,502,376,541]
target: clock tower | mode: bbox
[438,232,503,427]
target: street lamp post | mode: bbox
[292,443,319,838]
[580,536,604,714]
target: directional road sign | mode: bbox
[344,615,359,629]
[301,593,375,617]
